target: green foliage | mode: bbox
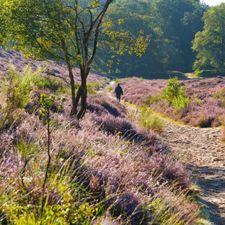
[17,141,39,160]
[94,0,207,76]
[139,106,165,133]
[142,95,161,106]
[2,174,103,225]
[2,0,149,118]
[213,88,225,99]
[4,202,100,225]
[192,70,202,78]
[148,198,183,225]
[87,82,102,95]
[1,66,40,109]
[35,76,68,94]
[40,94,55,113]
[193,3,225,70]
[0,66,41,129]
[163,78,190,111]
[213,88,225,108]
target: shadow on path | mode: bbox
[187,164,225,225]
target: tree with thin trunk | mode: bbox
[2,0,149,118]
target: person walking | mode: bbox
[115,83,123,102]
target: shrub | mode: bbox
[139,106,164,133]
[163,77,190,111]
[87,81,102,94]
[0,67,41,129]
[88,94,126,117]
[1,66,40,109]
[192,70,202,78]
[213,88,225,99]
[94,114,133,135]
[35,76,68,93]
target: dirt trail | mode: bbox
[161,119,225,225]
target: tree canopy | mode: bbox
[93,0,208,77]
[193,3,225,70]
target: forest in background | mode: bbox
[93,0,225,78]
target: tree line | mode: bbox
[93,0,225,78]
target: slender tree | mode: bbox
[2,0,148,118]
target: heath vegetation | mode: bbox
[121,77,225,128]
[0,64,206,224]
[0,0,224,224]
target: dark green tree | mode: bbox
[193,3,225,70]
[94,0,207,77]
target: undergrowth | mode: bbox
[139,106,165,133]
[162,77,190,111]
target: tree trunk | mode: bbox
[67,65,77,116]
[77,72,87,120]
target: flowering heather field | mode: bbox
[0,48,108,85]
[0,65,203,224]
[121,77,225,127]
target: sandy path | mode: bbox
[161,119,225,225]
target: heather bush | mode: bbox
[163,77,190,111]
[142,95,161,106]
[93,114,147,143]
[0,109,201,224]
[0,122,104,225]
[88,94,126,117]
[122,77,225,127]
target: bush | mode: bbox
[139,106,164,133]
[35,76,67,93]
[88,94,126,117]
[87,82,102,94]
[163,77,190,111]
[95,114,133,136]
[0,66,41,129]
[1,66,40,108]
[192,70,202,78]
